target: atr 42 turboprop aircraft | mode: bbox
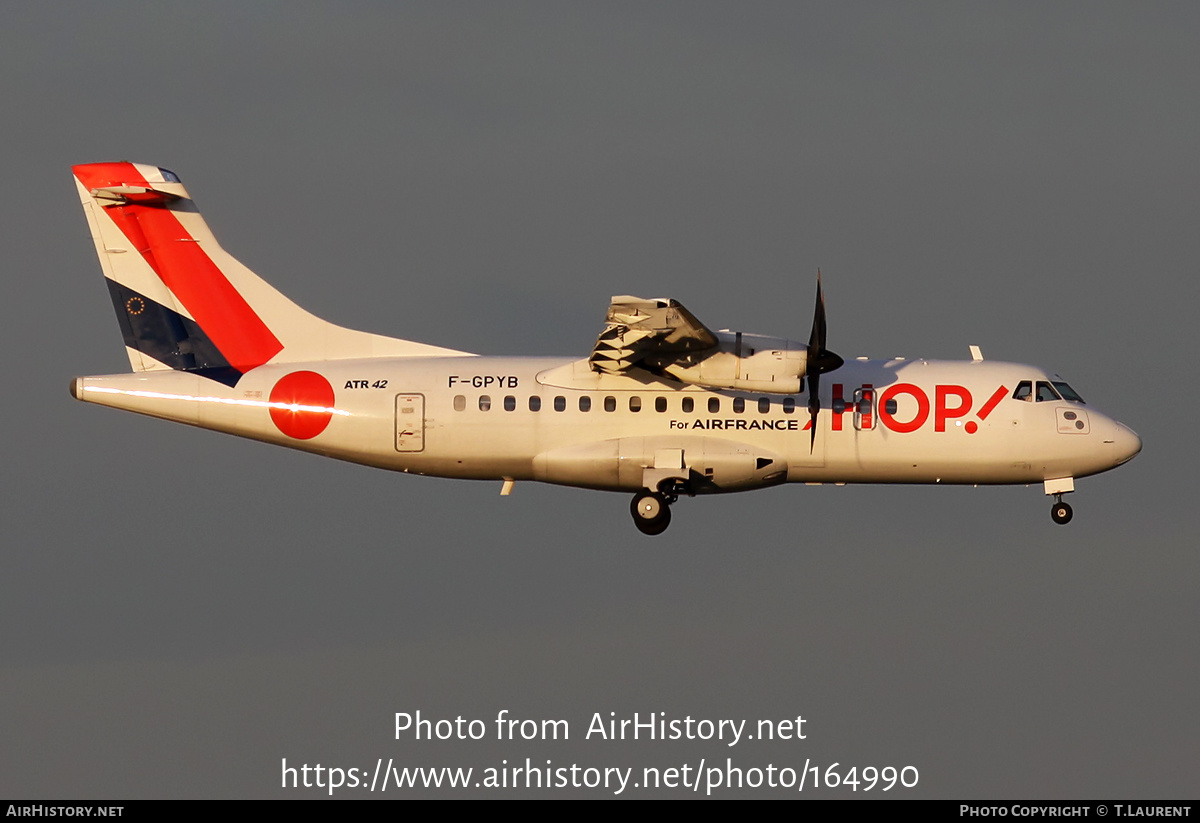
[70,162,1141,535]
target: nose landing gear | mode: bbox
[1044,478,1075,526]
[631,490,675,535]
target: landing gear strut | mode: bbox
[631,490,674,535]
[1050,494,1073,525]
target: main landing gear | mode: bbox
[631,489,675,535]
[1050,495,1073,525]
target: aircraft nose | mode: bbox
[1110,421,1142,466]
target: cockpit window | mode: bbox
[1035,381,1061,402]
[1052,381,1085,403]
[1013,381,1033,402]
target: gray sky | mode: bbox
[2,2,1196,798]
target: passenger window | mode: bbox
[758,397,770,413]
[453,395,466,411]
[682,397,695,413]
[579,396,591,412]
[708,397,720,413]
[1013,381,1033,402]
[529,396,541,412]
[604,396,616,412]
[629,396,642,412]
[554,396,566,412]
[733,397,745,413]
[1035,381,1061,402]
[782,397,795,414]
[655,397,667,413]
[479,395,492,411]
[504,396,516,411]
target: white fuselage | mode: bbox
[74,354,1142,494]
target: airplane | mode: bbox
[69,162,1142,535]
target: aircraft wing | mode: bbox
[589,296,720,374]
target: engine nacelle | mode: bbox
[660,332,807,394]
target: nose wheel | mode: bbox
[1050,495,1073,525]
[631,490,673,535]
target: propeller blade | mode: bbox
[809,272,827,355]
[808,369,821,453]
[805,272,842,453]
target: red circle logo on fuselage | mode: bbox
[269,371,335,439]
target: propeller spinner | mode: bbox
[806,273,843,452]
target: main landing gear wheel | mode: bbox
[631,491,672,535]
[1051,500,1073,525]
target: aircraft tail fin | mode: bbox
[73,162,469,387]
